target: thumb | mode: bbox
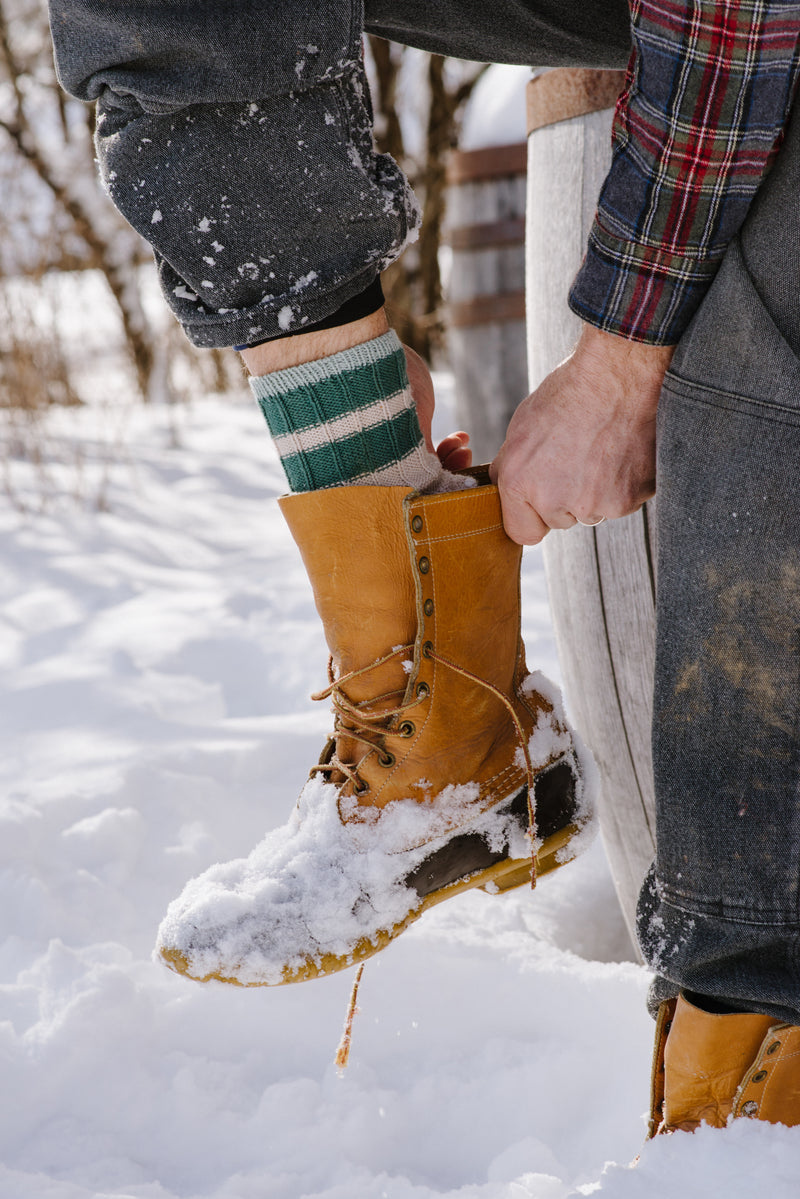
[488,444,504,484]
[403,345,436,452]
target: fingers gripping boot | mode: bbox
[157,473,591,986]
[650,994,800,1134]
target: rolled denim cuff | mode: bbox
[94,73,419,347]
[92,60,420,348]
[234,278,386,351]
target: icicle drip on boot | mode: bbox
[156,470,596,986]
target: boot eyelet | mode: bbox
[423,598,434,617]
[752,1070,768,1083]
[422,640,433,658]
[378,751,396,768]
[398,720,416,738]
[767,1041,781,1055]
[418,556,430,574]
[417,682,429,698]
[353,779,370,795]
[740,1100,759,1117]
[411,515,423,533]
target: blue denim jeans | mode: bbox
[50,1,800,1021]
[640,98,800,1025]
[48,0,629,347]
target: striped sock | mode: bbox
[250,331,457,493]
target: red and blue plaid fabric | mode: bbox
[569,0,800,344]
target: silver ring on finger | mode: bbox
[575,515,606,527]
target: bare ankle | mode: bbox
[240,308,390,376]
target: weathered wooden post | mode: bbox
[526,69,657,946]
[445,140,528,461]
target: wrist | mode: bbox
[571,322,674,411]
[575,321,675,376]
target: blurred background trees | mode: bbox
[0,0,486,414]
[0,0,164,407]
[367,39,486,361]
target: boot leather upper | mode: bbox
[156,476,585,987]
[279,480,568,833]
[653,993,800,1132]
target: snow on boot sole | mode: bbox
[158,756,585,986]
[155,477,596,989]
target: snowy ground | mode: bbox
[2,361,800,1198]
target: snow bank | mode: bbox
[2,377,799,1197]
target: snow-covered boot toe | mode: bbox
[156,472,594,986]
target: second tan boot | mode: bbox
[156,472,593,986]
[650,993,800,1134]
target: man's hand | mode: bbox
[489,323,674,545]
[405,344,472,472]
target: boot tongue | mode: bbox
[327,548,416,761]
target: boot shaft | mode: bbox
[651,994,800,1133]
[406,481,527,700]
[279,474,527,696]
[279,483,417,703]
[280,476,569,815]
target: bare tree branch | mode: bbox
[0,0,157,398]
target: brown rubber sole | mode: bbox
[159,819,579,988]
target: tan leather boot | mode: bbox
[649,994,800,1134]
[157,472,590,986]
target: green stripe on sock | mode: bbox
[248,330,443,493]
[255,351,407,438]
[279,407,423,491]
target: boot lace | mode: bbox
[309,644,538,884]
[322,647,543,1071]
[309,644,423,792]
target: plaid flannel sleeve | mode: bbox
[569,0,800,345]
